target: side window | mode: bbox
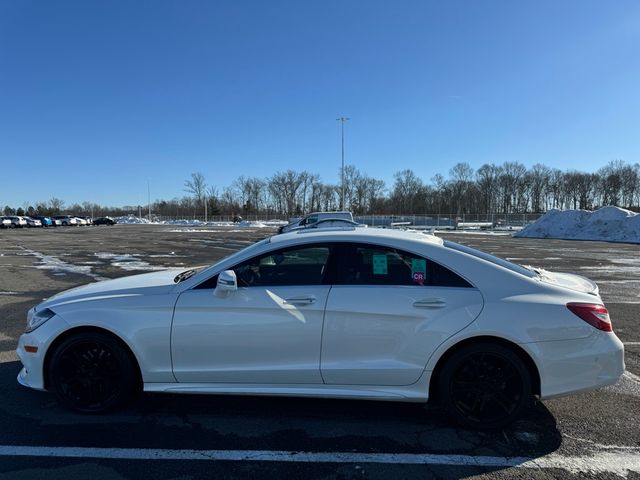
[233,245,331,287]
[338,244,472,288]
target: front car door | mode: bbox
[171,243,333,384]
[321,243,483,386]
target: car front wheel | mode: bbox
[47,332,138,413]
[437,343,532,429]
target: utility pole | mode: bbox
[336,116,349,210]
[147,180,151,220]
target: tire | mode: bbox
[47,332,138,413]
[437,343,532,429]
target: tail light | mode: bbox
[567,303,613,332]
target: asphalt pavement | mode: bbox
[0,225,638,479]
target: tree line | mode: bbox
[3,160,639,219]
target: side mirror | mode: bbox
[215,270,237,297]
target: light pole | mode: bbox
[336,116,349,210]
[147,180,152,220]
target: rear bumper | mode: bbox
[529,331,625,400]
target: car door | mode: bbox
[171,244,333,384]
[321,243,483,386]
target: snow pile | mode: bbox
[114,215,152,224]
[515,207,640,244]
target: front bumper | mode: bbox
[16,314,69,391]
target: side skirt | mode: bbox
[143,371,432,403]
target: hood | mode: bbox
[533,269,599,296]
[39,269,182,309]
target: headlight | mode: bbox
[26,308,55,333]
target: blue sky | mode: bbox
[1,0,639,207]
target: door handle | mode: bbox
[413,298,447,309]
[284,295,317,306]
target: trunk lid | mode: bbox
[531,268,600,296]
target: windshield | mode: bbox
[443,240,536,278]
[182,237,273,282]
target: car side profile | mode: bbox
[16,227,624,428]
[6,216,27,228]
[53,215,78,226]
[93,216,116,226]
[31,216,55,227]
[23,217,42,227]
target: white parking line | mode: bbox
[0,445,639,476]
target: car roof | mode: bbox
[270,226,444,247]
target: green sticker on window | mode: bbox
[411,258,427,283]
[372,254,388,275]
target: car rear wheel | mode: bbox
[437,343,531,429]
[48,332,137,413]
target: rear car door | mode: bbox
[320,243,483,386]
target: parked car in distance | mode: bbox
[279,211,356,233]
[5,216,27,228]
[31,216,54,227]
[16,227,624,428]
[74,217,88,226]
[93,216,116,226]
[23,217,42,228]
[53,215,78,226]
[0,217,12,228]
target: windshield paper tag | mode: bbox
[411,258,426,284]
[372,254,388,275]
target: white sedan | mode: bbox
[16,228,624,428]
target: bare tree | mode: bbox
[391,169,423,214]
[528,164,551,213]
[184,172,207,206]
[449,162,475,215]
[49,197,65,214]
[475,164,501,213]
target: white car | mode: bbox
[54,215,78,226]
[23,216,42,227]
[6,216,27,228]
[0,217,12,228]
[16,228,624,428]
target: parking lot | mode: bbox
[0,225,638,479]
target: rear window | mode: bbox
[443,240,535,278]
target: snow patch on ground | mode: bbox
[19,248,106,281]
[94,252,167,271]
[114,215,286,228]
[515,207,640,244]
[434,229,515,236]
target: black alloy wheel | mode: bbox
[48,332,137,413]
[438,343,531,429]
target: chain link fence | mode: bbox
[147,213,543,229]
